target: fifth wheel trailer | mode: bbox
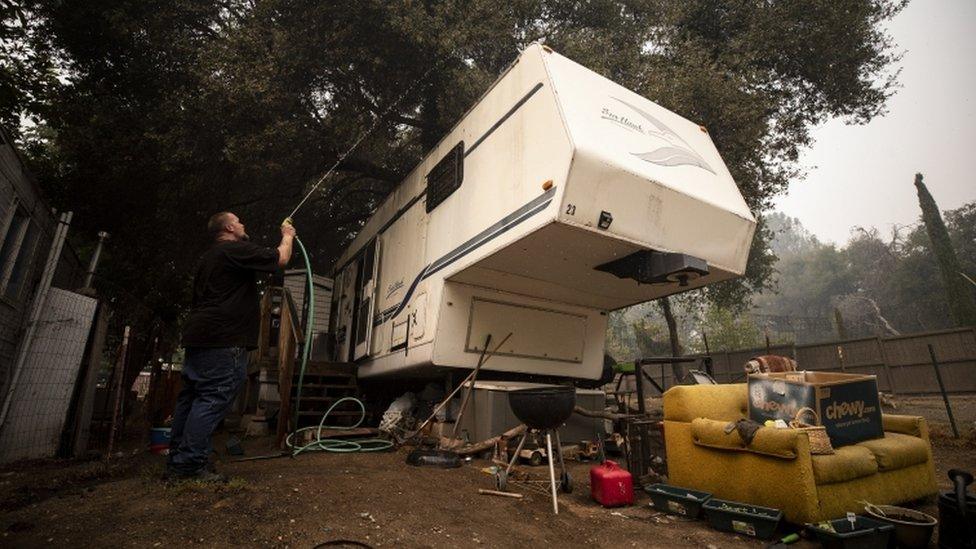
[329,44,756,381]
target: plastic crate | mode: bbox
[702,498,783,539]
[806,515,895,549]
[643,484,712,518]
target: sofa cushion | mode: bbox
[664,384,748,423]
[811,445,878,484]
[882,415,923,437]
[691,418,798,459]
[857,432,929,471]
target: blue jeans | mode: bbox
[167,347,248,474]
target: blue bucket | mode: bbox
[149,427,172,446]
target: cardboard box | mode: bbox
[747,371,883,447]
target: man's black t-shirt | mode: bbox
[182,241,280,349]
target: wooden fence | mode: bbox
[646,327,976,395]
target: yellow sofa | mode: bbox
[663,384,938,524]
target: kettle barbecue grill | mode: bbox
[495,385,576,513]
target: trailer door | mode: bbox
[333,262,358,362]
[353,238,379,360]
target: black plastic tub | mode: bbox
[643,484,712,518]
[863,504,937,549]
[806,515,895,549]
[702,498,782,540]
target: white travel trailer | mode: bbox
[329,44,756,381]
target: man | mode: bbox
[166,212,296,480]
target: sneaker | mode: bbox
[163,466,227,484]
[184,469,228,484]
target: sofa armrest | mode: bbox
[663,384,749,423]
[883,414,924,437]
[691,418,800,459]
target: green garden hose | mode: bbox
[287,236,392,455]
[292,236,315,430]
[285,396,393,454]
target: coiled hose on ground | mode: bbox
[286,236,393,454]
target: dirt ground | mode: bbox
[1,395,974,549]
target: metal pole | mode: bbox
[545,431,559,514]
[927,344,959,438]
[634,361,646,415]
[82,230,109,289]
[504,431,529,478]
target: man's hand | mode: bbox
[277,219,296,267]
[281,218,297,239]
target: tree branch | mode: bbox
[391,113,436,131]
[337,157,402,183]
[573,405,647,421]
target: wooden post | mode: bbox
[450,334,492,441]
[144,335,161,428]
[106,326,131,459]
[876,337,897,395]
[833,308,848,340]
[257,290,272,361]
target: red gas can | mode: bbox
[590,460,634,507]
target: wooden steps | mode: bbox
[291,360,359,428]
[243,286,363,446]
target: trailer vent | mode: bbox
[425,141,465,212]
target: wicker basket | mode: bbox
[790,407,834,455]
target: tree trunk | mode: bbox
[915,173,976,327]
[659,297,684,381]
[833,307,848,340]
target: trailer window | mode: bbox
[425,141,464,213]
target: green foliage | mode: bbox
[946,203,976,279]
[755,242,855,320]
[755,199,976,339]
[695,307,763,352]
[4,0,907,338]
[765,211,821,257]
[914,174,976,327]
[631,317,671,357]
[0,1,60,136]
